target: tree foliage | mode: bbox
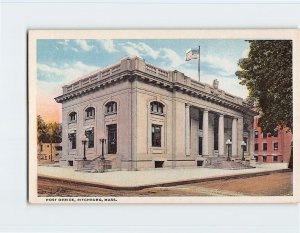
[236,40,293,133]
[37,115,62,144]
[37,115,48,144]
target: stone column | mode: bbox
[202,109,209,156]
[232,118,238,158]
[218,114,224,157]
[237,117,244,159]
[185,104,190,156]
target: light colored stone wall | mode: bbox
[60,80,133,168]
[57,57,256,170]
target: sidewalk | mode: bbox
[37,163,289,188]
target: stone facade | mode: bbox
[55,57,257,171]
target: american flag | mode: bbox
[185,49,199,61]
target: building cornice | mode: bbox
[54,57,257,116]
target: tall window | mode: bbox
[198,111,203,130]
[224,118,232,131]
[262,132,267,138]
[263,143,267,151]
[150,101,164,114]
[254,131,258,138]
[85,128,94,148]
[68,132,76,149]
[273,129,278,137]
[254,143,258,151]
[69,112,77,123]
[106,101,117,114]
[213,116,218,150]
[273,142,278,150]
[107,124,117,154]
[85,107,95,119]
[152,124,162,147]
[243,137,248,151]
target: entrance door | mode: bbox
[199,137,203,155]
[107,124,117,154]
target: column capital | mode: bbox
[185,103,191,108]
[203,109,209,113]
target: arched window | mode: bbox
[150,101,164,114]
[69,112,77,123]
[105,101,117,114]
[85,107,95,119]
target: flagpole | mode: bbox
[198,45,200,82]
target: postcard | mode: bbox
[28,29,299,203]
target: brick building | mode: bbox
[253,116,292,163]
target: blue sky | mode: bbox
[36,39,250,122]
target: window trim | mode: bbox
[68,112,77,123]
[85,127,94,148]
[273,142,279,150]
[151,124,162,147]
[262,142,268,151]
[105,101,118,115]
[85,107,95,120]
[68,132,77,150]
[150,101,165,115]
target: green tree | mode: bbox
[236,40,293,168]
[37,115,62,161]
[47,122,62,161]
[37,115,48,144]
[236,40,292,132]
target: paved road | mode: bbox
[38,171,292,197]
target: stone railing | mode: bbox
[63,62,123,94]
[61,56,246,107]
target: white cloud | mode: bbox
[138,42,160,59]
[121,42,184,69]
[97,39,118,53]
[70,47,79,52]
[160,48,185,68]
[57,39,70,46]
[37,61,99,84]
[122,45,141,57]
[179,67,247,99]
[74,39,94,51]
[57,39,79,52]
[201,54,238,76]
[122,42,160,59]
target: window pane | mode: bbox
[263,143,267,151]
[152,124,161,147]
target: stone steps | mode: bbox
[206,157,254,170]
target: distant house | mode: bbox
[37,143,62,163]
[253,116,292,163]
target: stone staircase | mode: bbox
[76,156,112,172]
[205,157,254,170]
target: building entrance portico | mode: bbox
[187,105,239,160]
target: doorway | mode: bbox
[107,124,117,154]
